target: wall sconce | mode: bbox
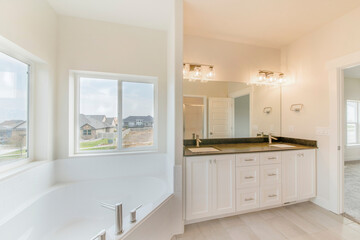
[263,107,272,114]
[249,70,287,86]
[183,63,215,83]
[290,104,303,112]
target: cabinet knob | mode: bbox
[244,198,254,201]
[268,157,277,160]
[267,173,277,176]
[245,176,254,179]
[268,194,277,198]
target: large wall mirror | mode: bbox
[183,80,281,139]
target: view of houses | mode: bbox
[0,114,154,158]
[0,120,27,160]
[79,114,154,151]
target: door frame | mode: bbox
[228,87,253,137]
[328,50,360,214]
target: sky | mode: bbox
[0,52,28,124]
[79,77,154,119]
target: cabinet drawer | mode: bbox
[260,152,281,165]
[236,153,259,166]
[236,187,259,211]
[260,164,281,185]
[260,185,281,207]
[236,166,259,188]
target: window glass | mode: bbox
[0,52,29,163]
[347,123,357,144]
[79,77,118,151]
[122,82,154,148]
[347,101,357,123]
[77,75,156,153]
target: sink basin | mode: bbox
[188,147,220,153]
[270,144,296,148]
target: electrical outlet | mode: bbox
[316,127,330,136]
[288,125,295,133]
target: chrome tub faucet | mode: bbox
[101,202,123,235]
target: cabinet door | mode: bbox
[236,166,259,188]
[237,187,259,211]
[186,156,212,220]
[282,151,298,203]
[298,150,316,200]
[260,184,282,207]
[260,164,281,186]
[212,155,236,215]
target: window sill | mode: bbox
[346,144,360,148]
[69,148,160,158]
[0,159,51,182]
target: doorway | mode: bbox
[234,94,250,137]
[342,65,360,223]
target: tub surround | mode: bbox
[183,137,317,156]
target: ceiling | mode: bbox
[344,65,360,78]
[184,0,360,48]
[47,0,171,30]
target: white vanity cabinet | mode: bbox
[185,154,236,221]
[185,148,316,222]
[282,149,316,203]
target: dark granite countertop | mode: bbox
[183,137,317,157]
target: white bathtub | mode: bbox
[0,176,171,240]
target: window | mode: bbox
[83,130,92,136]
[76,73,156,153]
[0,52,29,164]
[347,100,360,145]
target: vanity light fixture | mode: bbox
[183,63,215,83]
[249,70,287,86]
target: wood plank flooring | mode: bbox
[176,202,360,240]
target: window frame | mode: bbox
[346,99,360,146]
[73,71,158,155]
[0,50,34,170]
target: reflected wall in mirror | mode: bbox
[183,80,281,139]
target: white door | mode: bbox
[208,98,234,138]
[212,155,236,215]
[282,151,298,203]
[185,156,212,220]
[298,150,316,200]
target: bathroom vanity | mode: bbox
[183,138,317,223]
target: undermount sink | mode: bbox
[270,144,296,148]
[188,147,220,153]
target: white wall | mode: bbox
[184,35,281,83]
[183,80,229,97]
[344,77,360,162]
[0,0,57,225]
[281,6,360,212]
[55,16,168,160]
[0,0,58,162]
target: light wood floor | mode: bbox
[177,202,360,240]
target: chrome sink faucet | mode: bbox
[196,135,202,147]
[268,133,278,144]
[101,202,123,235]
